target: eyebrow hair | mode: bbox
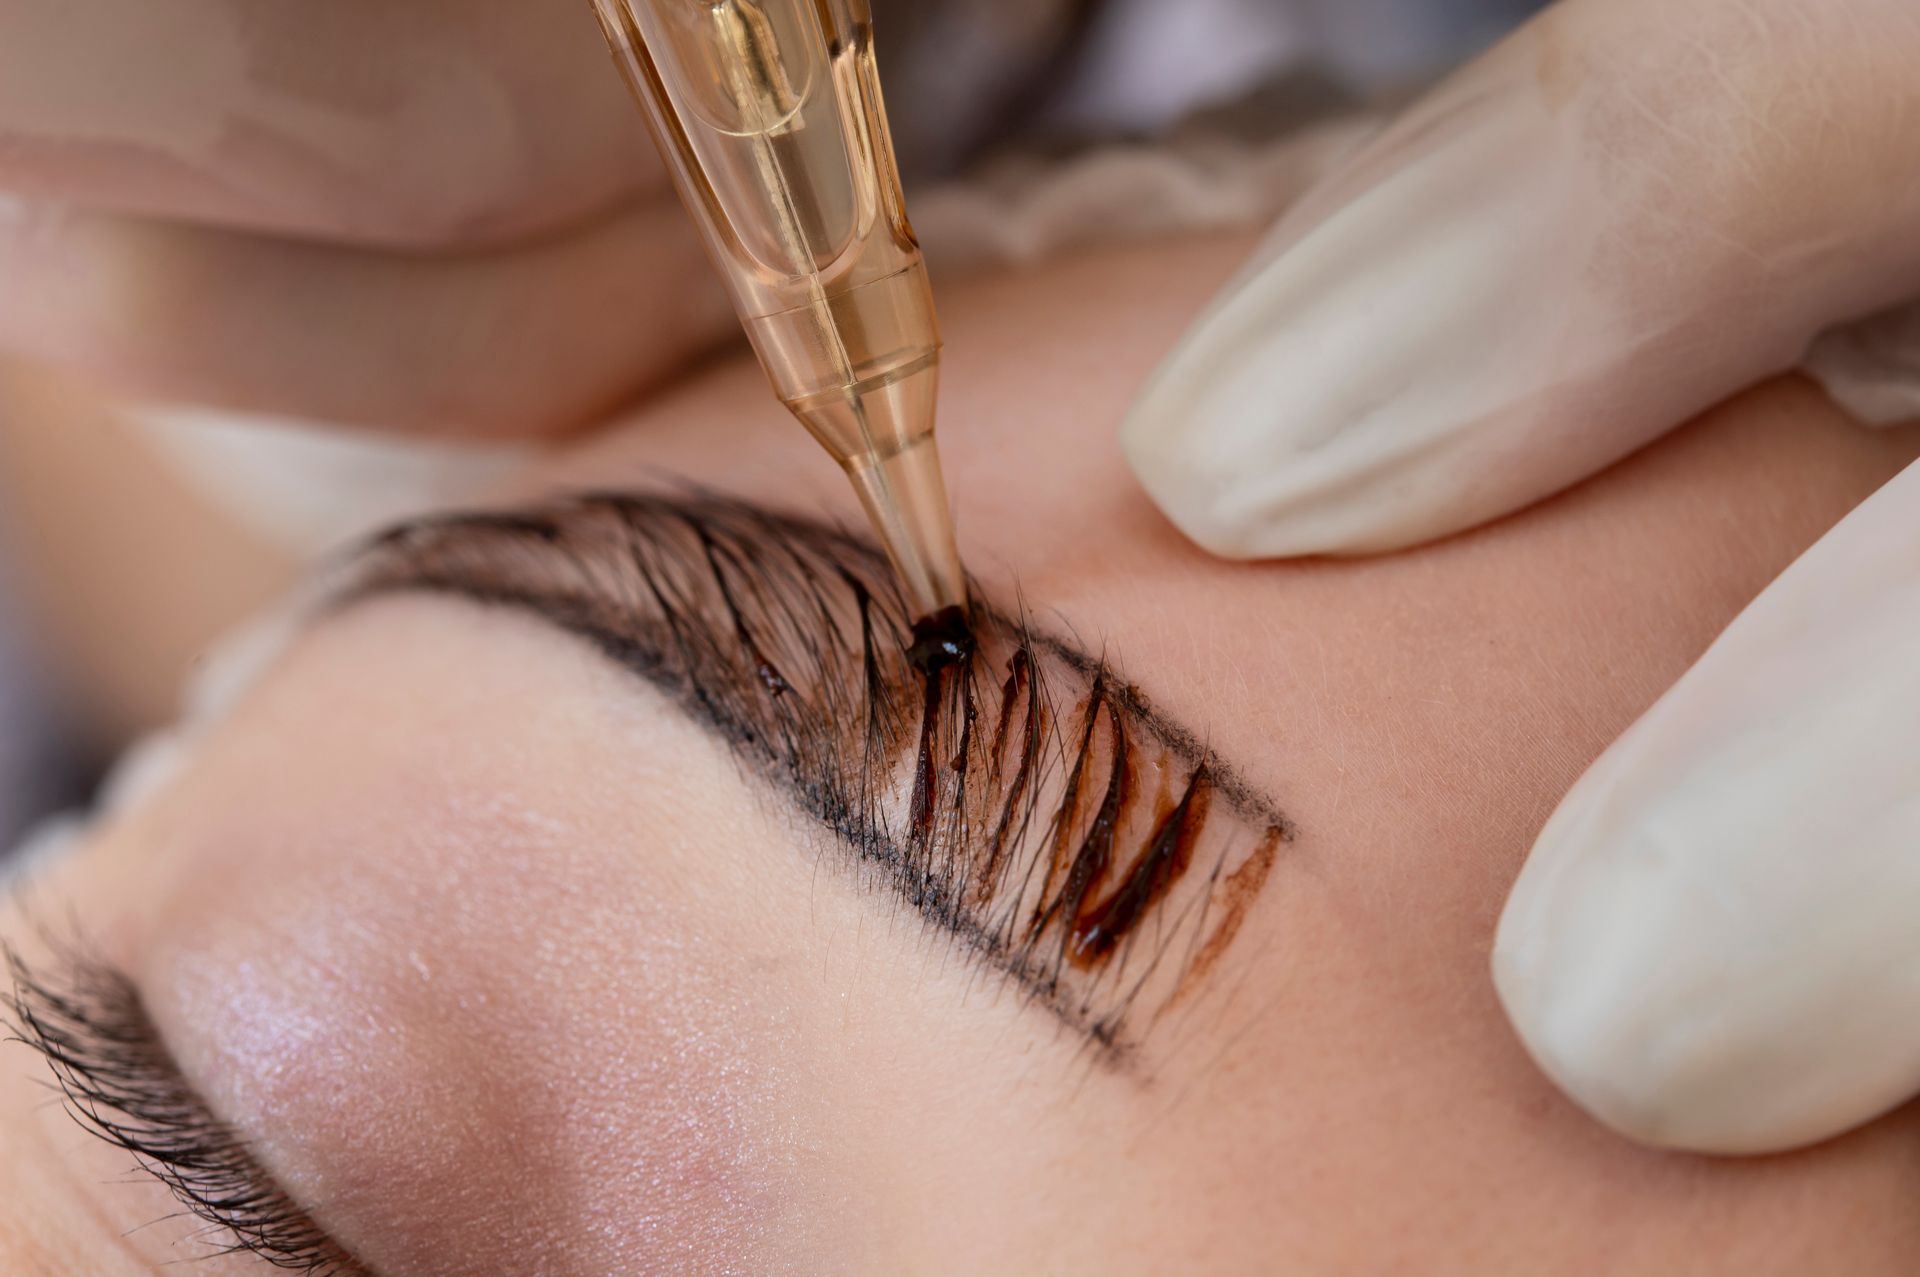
[337,491,1289,1061]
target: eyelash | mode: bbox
[351,491,1288,1055]
[3,943,361,1276]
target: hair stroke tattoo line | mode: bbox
[340,491,1290,1057]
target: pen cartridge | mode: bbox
[592,0,967,619]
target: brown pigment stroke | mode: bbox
[337,490,1293,1060]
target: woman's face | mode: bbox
[4,235,1918,1275]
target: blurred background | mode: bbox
[0,0,1544,852]
[0,530,87,850]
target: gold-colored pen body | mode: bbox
[592,0,966,618]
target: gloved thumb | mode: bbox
[1122,0,1920,557]
[1492,458,1920,1154]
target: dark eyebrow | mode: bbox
[334,490,1290,1061]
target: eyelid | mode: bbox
[344,491,1289,1057]
[2,940,368,1275]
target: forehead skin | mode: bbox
[527,239,1920,1268]
[7,233,1920,1274]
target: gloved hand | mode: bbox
[0,1,1087,440]
[1123,0,1920,1154]
[0,0,739,437]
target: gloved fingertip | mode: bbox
[1491,808,1796,1154]
[1496,466,1920,1155]
[1117,58,1633,562]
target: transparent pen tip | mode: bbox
[788,357,965,618]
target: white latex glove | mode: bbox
[1123,0,1920,1155]
[0,0,1096,440]
[0,0,741,437]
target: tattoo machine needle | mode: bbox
[592,0,969,622]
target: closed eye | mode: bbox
[339,490,1291,1057]
[4,940,367,1275]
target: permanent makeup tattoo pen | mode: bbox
[591,0,969,628]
